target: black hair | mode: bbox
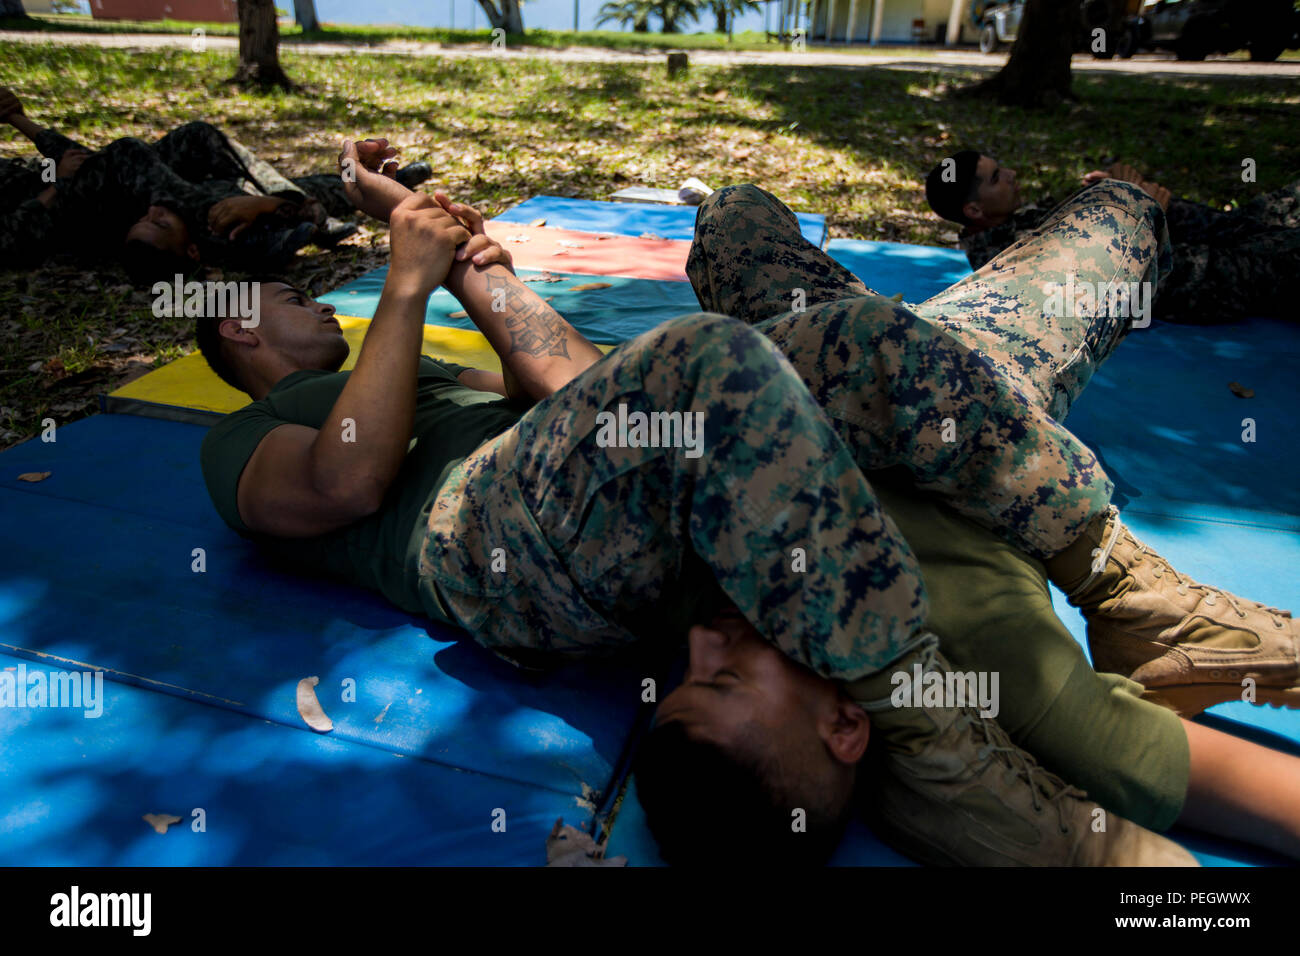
[924,149,984,226]
[194,312,248,395]
[633,718,851,866]
[192,275,308,394]
[121,239,199,288]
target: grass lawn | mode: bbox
[5,13,944,53]
[0,40,1297,449]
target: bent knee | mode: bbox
[1080,179,1163,223]
[651,312,782,365]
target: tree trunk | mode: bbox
[476,0,524,32]
[232,0,294,89]
[293,0,320,33]
[966,0,1078,107]
[714,4,727,32]
[0,0,29,18]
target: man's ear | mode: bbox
[822,700,870,766]
[218,315,257,347]
[961,200,983,224]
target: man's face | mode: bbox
[655,607,869,765]
[241,282,350,374]
[969,155,1021,221]
[218,282,350,385]
[126,205,198,260]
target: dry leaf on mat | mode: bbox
[296,676,334,733]
[17,472,51,482]
[1228,381,1255,399]
[545,818,627,867]
[568,282,612,292]
[143,813,182,835]
[528,218,547,227]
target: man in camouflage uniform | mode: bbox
[0,89,388,275]
[425,181,1293,863]
[925,149,1300,324]
[199,151,1296,865]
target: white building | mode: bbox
[804,0,979,45]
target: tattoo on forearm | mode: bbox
[485,273,571,359]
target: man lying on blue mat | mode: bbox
[924,149,1300,326]
[195,144,1298,866]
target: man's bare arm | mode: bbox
[443,263,604,401]
[456,368,509,397]
[435,194,604,401]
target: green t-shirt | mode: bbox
[864,472,1188,831]
[199,356,525,621]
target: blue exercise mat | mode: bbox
[0,415,649,810]
[316,240,969,347]
[319,268,702,346]
[0,650,589,866]
[1067,316,1300,516]
[826,238,974,304]
[494,194,828,247]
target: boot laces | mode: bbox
[956,709,1084,835]
[1130,545,1290,629]
[1090,506,1289,630]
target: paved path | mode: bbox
[3,28,1299,77]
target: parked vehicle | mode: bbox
[976,0,1023,53]
[975,0,1132,59]
[1117,0,1300,61]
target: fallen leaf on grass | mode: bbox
[143,813,182,834]
[1228,381,1255,399]
[296,676,334,733]
[17,472,51,482]
[568,282,612,292]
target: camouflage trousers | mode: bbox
[1159,180,1300,323]
[690,179,1171,422]
[417,185,1168,678]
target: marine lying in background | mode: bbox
[0,87,431,282]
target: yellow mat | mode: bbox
[102,315,613,425]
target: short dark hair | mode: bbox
[924,150,983,226]
[121,239,198,288]
[194,275,297,395]
[633,719,851,866]
[194,314,247,394]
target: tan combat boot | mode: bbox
[1047,505,1299,717]
[849,639,1198,867]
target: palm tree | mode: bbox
[596,0,654,32]
[656,0,703,32]
[708,0,763,33]
[598,0,703,32]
